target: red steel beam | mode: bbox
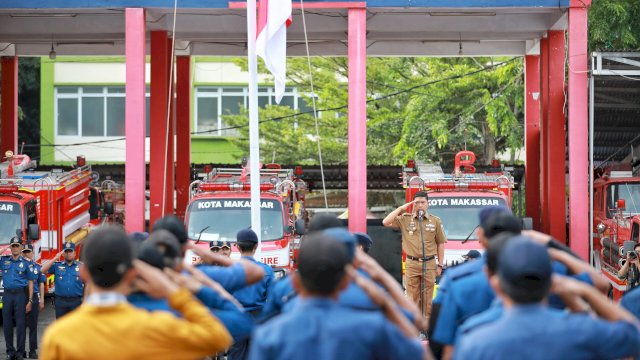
[1,56,18,156]
[547,30,567,243]
[165,37,176,217]
[539,37,549,234]
[175,56,191,220]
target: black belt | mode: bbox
[56,296,82,300]
[406,254,436,262]
[5,287,27,294]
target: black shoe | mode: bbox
[15,356,24,360]
[6,355,13,360]
[28,351,38,359]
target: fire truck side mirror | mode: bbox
[294,219,306,235]
[617,199,626,211]
[521,217,533,231]
[103,202,115,215]
[28,224,39,241]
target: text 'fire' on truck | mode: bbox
[183,164,307,277]
[592,166,640,300]
[402,151,515,268]
[0,152,113,302]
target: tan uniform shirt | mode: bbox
[394,212,447,257]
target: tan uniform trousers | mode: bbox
[405,258,436,320]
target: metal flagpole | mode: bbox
[247,0,262,254]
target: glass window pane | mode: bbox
[83,87,103,94]
[298,98,313,113]
[146,96,151,137]
[57,98,78,136]
[275,95,294,109]
[106,97,125,136]
[221,96,244,115]
[222,87,244,93]
[258,95,269,108]
[197,97,219,134]
[57,87,78,94]
[108,87,126,94]
[197,87,218,93]
[82,97,104,136]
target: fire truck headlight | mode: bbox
[597,223,606,234]
[274,269,286,280]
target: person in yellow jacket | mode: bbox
[41,226,232,360]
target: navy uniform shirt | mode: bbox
[621,286,640,320]
[261,275,297,320]
[248,298,424,360]
[233,256,274,313]
[197,262,247,293]
[454,304,640,360]
[48,260,84,297]
[1,255,36,290]
[129,286,254,342]
[29,262,46,294]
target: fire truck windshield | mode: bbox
[607,182,640,217]
[187,199,284,242]
[0,201,22,245]
[427,196,507,240]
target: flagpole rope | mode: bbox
[299,0,329,210]
[162,0,178,217]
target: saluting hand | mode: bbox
[133,260,180,299]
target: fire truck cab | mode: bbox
[592,168,640,300]
[402,151,514,267]
[184,165,307,277]
[0,152,93,308]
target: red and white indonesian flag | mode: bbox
[256,0,292,104]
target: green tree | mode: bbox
[589,0,640,50]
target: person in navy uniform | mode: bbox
[455,237,640,360]
[41,242,85,318]
[1,237,35,360]
[21,244,45,359]
[248,233,425,360]
[354,232,373,254]
[210,240,232,258]
[228,229,274,360]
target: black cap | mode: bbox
[9,237,22,246]
[498,236,552,303]
[137,230,181,271]
[463,250,481,259]
[82,226,134,288]
[482,212,522,239]
[297,233,350,295]
[237,229,258,244]
[63,242,76,251]
[152,216,188,245]
[22,243,34,252]
[354,232,373,253]
[307,214,345,234]
[210,240,231,249]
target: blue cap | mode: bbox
[22,243,34,252]
[9,237,22,246]
[63,242,76,251]
[323,228,356,262]
[237,229,258,244]
[498,236,551,295]
[354,232,373,253]
[463,250,481,259]
[478,206,511,227]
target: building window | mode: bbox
[55,86,150,137]
[194,86,307,136]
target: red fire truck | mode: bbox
[0,152,93,301]
[402,151,514,267]
[591,167,640,300]
[183,164,307,277]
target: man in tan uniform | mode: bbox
[382,191,447,320]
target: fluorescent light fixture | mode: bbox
[10,13,77,18]
[429,12,496,16]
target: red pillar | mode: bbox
[547,30,567,243]
[524,55,541,230]
[165,37,175,216]
[124,8,146,232]
[150,31,170,226]
[347,8,367,233]
[1,56,18,155]
[568,0,591,260]
[175,56,191,219]
[539,37,550,233]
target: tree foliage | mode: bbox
[589,0,640,51]
[225,56,523,166]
